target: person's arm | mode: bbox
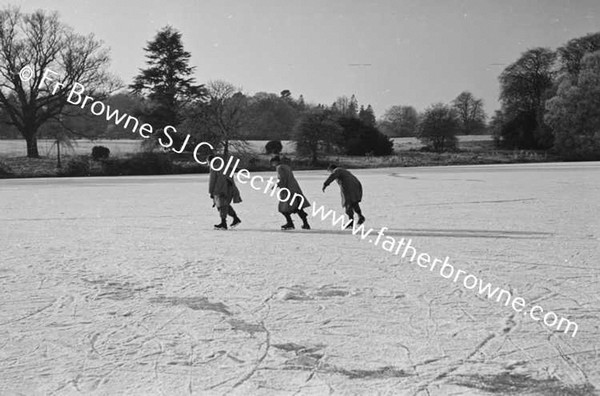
[208,171,216,197]
[322,170,338,192]
[276,166,287,188]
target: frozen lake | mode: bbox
[0,162,598,395]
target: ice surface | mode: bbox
[0,163,598,395]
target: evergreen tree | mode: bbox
[297,95,306,110]
[130,26,205,130]
[359,104,376,127]
[337,117,393,156]
[348,94,359,118]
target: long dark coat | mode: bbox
[209,169,242,208]
[323,167,362,208]
[276,164,310,213]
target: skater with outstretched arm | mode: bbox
[322,164,365,229]
[270,156,311,230]
[208,155,242,230]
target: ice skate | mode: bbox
[214,221,228,230]
[281,223,295,230]
[358,215,365,225]
[230,217,241,228]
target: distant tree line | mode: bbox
[2,7,598,161]
[292,96,393,164]
[0,8,464,158]
[492,32,600,159]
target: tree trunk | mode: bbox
[223,140,229,157]
[25,134,40,158]
[56,139,62,168]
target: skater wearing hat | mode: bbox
[270,156,311,230]
[208,155,242,230]
[322,164,365,229]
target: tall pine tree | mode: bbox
[359,104,376,126]
[348,94,359,118]
[130,26,205,131]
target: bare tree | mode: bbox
[418,103,460,152]
[0,7,117,157]
[379,105,419,137]
[452,91,486,135]
[498,47,556,148]
[499,47,556,116]
[189,80,247,157]
[293,109,341,164]
[331,95,358,118]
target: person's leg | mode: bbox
[353,203,365,224]
[228,206,241,227]
[228,206,237,217]
[344,205,355,229]
[297,209,310,230]
[281,212,294,230]
[215,204,228,229]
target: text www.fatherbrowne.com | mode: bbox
[310,203,579,337]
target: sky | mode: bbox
[4,0,600,118]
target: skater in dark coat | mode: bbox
[208,155,242,230]
[322,164,365,228]
[270,156,311,230]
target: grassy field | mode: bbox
[0,135,557,179]
[0,139,144,158]
[0,136,494,158]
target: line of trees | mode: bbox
[379,91,487,138]
[492,32,600,159]
[2,7,599,161]
[292,99,393,164]
[377,90,487,152]
[0,7,475,159]
[0,8,394,162]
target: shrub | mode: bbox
[265,140,283,154]
[245,156,274,172]
[91,146,110,160]
[337,117,394,156]
[101,152,174,176]
[62,156,90,176]
[0,160,13,178]
[248,157,259,167]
